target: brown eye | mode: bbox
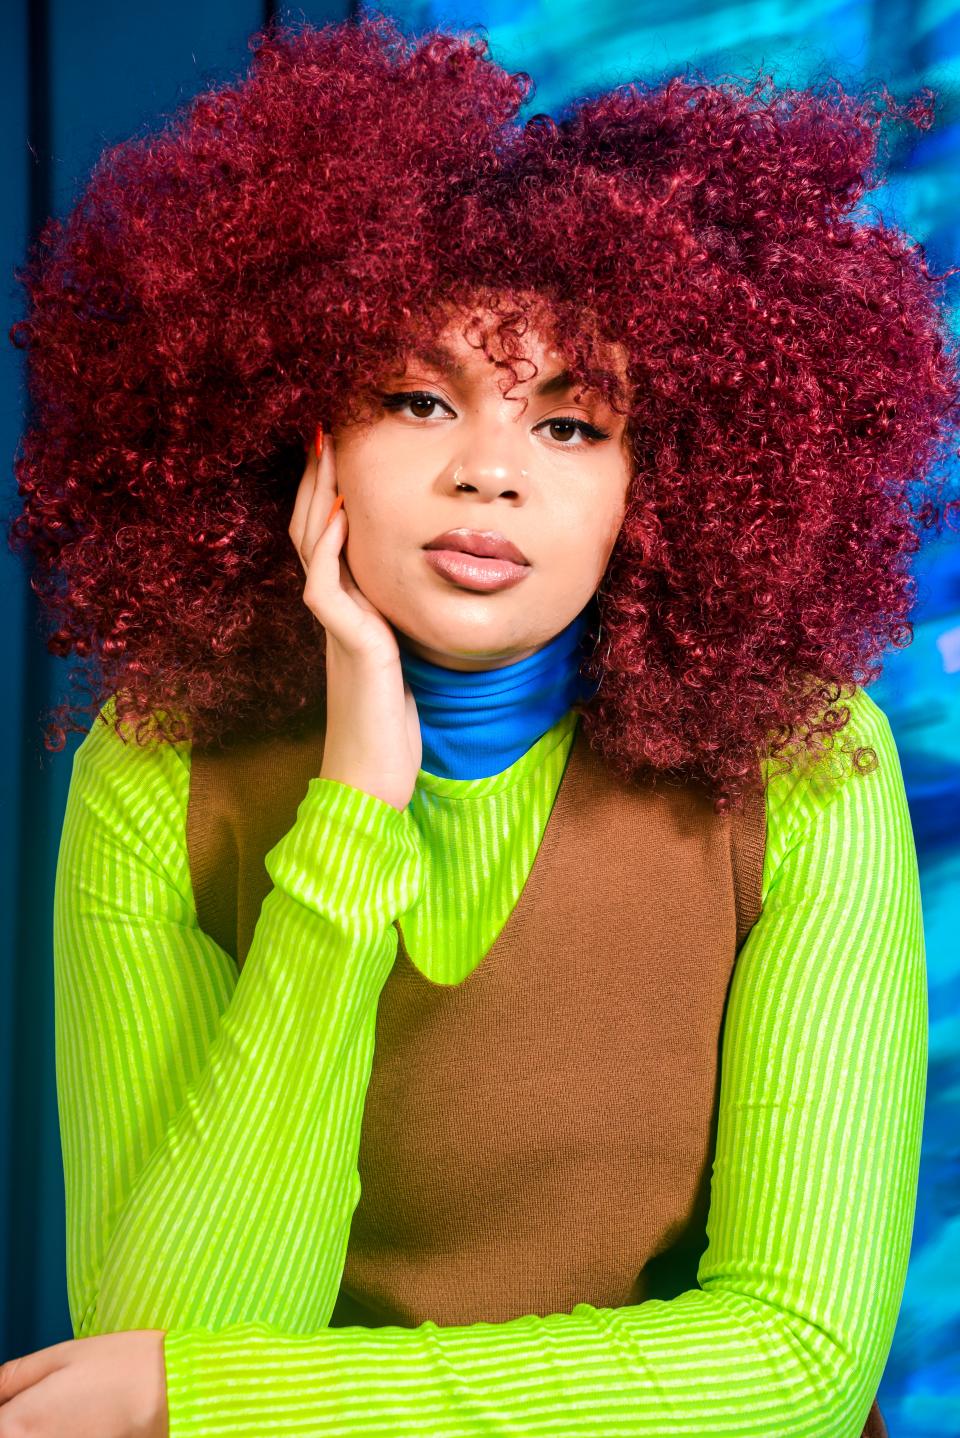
[378,390,451,421]
[409,396,438,419]
[377,390,610,447]
[547,419,578,442]
[538,416,612,446]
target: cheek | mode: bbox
[336,466,395,539]
[342,499,414,592]
[564,495,622,562]
[524,524,605,599]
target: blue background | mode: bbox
[2,3,958,1434]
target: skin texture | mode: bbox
[329,301,633,672]
[0,1330,167,1438]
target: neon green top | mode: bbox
[53,683,926,1437]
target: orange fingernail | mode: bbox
[315,422,324,460]
[324,493,344,528]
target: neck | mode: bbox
[396,603,600,780]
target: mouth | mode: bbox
[423,529,530,566]
[423,548,532,593]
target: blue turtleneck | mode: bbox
[396,602,601,781]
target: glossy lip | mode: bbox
[423,528,530,565]
[424,548,532,592]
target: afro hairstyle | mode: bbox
[8,10,960,810]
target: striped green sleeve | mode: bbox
[53,699,424,1337]
[160,687,926,1438]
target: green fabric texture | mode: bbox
[52,685,926,1436]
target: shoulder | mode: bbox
[73,690,192,782]
[65,692,194,893]
[762,683,901,820]
[760,685,909,895]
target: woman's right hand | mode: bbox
[288,426,423,813]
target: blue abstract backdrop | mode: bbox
[1,3,957,1434]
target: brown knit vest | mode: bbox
[186,709,886,1438]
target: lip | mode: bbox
[424,549,531,592]
[423,529,529,565]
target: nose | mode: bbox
[447,457,531,499]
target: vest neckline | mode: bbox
[394,710,588,989]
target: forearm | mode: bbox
[89,778,423,1336]
[161,1291,871,1438]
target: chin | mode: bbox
[402,634,538,670]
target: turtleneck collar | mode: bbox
[396,601,601,780]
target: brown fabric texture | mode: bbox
[186,709,885,1436]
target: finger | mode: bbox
[0,1364,83,1433]
[301,487,392,653]
[289,423,332,555]
[301,429,340,572]
[0,1341,72,1402]
[288,446,318,557]
[303,499,358,635]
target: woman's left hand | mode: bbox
[0,1330,168,1437]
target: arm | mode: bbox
[159,687,926,1438]
[54,696,424,1337]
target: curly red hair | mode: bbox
[7,11,960,810]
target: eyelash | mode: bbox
[377,390,611,445]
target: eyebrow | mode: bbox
[408,344,577,398]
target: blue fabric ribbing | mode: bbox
[396,602,600,780]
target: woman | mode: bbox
[4,13,956,1437]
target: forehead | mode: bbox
[412,308,564,371]
[403,337,566,379]
[389,295,630,395]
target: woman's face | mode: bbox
[329,304,633,671]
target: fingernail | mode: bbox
[315,422,324,461]
[324,493,345,528]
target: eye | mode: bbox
[376,391,448,419]
[537,417,612,442]
[377,390,611,446]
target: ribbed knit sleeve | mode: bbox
[53,699,424,1338]
[156,688,926,1437]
